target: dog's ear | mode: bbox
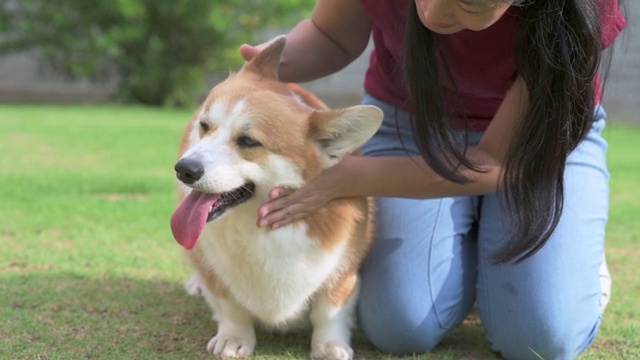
[242,35,286,80]
[309,105,383,164]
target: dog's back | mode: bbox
[170,36,382,359]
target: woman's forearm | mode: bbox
[327,148,503,200]
[326,76,527,200]
[278,20,354,82]
[278,0,372,83]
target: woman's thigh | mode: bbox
[356,94,478,354]
[475,117,609,360]
[357,196,478,354]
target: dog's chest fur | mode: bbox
[196,201,348,326]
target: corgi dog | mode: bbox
[169,36,382,359]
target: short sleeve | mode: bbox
[599,0,627,49]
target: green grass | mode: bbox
[0,104,638,359]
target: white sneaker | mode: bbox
[599,255,612,314]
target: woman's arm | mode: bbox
[241,0,372,83]
[258,77,529,228]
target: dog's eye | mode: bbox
[199,121,210,132]
[237,135,262,148]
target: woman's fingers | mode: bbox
[239,44,259,62]
[263,206,305,229]
[240,42,269,62]
[268,186,289,200]
[256,170,335,229]
[257,187,315,228]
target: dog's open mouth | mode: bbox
[207,183,256,221]
[170,182,255,250]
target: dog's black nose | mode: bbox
[174,158,204,185]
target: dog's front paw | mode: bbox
[207,333,256,358]
[311,341,353,360]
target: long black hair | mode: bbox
[403,0,608,263]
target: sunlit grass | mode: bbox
[0,104,637,359]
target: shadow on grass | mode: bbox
[0,273,498,360]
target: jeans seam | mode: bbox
[476,199,494,339]
[427,198,449,330]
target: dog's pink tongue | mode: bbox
[170,191,220,250]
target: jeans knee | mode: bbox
[357,306,444,354]
[357,292,453,355]
[488,315,602,360]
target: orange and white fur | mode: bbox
[169,36,382,359]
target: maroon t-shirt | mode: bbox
[359,0,627,131]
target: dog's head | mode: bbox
[170,36,383,249]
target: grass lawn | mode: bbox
[0,104,638,359]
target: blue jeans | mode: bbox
[357,93,609,360]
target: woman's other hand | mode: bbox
[240,43,265,62]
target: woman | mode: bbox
[241,0,626,358]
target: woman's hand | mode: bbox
[256,183,331,230]
[256,167,342,229]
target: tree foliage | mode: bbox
[0,0,314,106]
